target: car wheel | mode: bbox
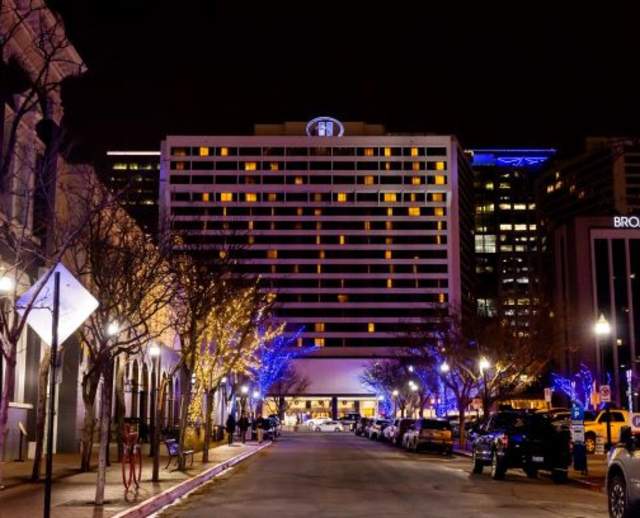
[608,474,631,518]
[585,433,596,454]
[335,427,341,432]
[472,450,484,474]
[551,469,568,484]
[315,427,321,432]
[491,451,506,480]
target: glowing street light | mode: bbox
[107,321,120,336]
[0,275,14,293]
[479,357,490,373]
[240,385,249,395]
[594,314,611,336]
[440,362,450,373]
[407,365,414,373]
[252,390,261,399]
[220,376,228,384]
[149,343,161,357]
[392,389,399,397]
[377,395,384,401]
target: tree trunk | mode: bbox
[202,388,214,463]
[30,349,51,481]
[0,350,17,488]
[458,407,467,449]
[95,362,113,505]
[277,396,286,420]
[114,362,125,462]
[80,370,100,472]
[177,365,191,470]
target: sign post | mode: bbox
[600,385,613,452]
[571,403,587,473]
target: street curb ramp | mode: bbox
[112,441,272,518]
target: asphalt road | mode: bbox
[161,432,609,518]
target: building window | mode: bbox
[220,147,229,157]
[385,221,393,230]
[364,221,371,231]
[317,264,322,273]
[245,162,257,171]
[248,235,254,245]
[412,162,421,172]
[431,193,444,202]
[412,176,422,185]
[409,193,416,202]
[364,175,375,185]
[385,237,393,245]
[339,235,346,245]
[438,293,446,303]
[411,147,419,157]
[202,193,210,202]
[434,207,444,217]
[314,338,325,347]
[199,146,209,157]
[513,203,527,210]
[384,193,397,202]
[408,207,421,217]
[220,192,233,202]
[267,193,278,202]
[475,234,496,253]
[499,224,513,231]
[270,162,279,171]
[295,176,304,185]
[337,192,347,202]
[245,193,257,202]
[314,208,322,216]
[319,250,325,259]
[364,148,374,157]
[387,278,393,288]
[316,235,321,245]
[337,294,349,303]
[384,147,391,157]
[385,250,392,260]
[436,161,445,171]
[315,322,325,332]
[485,182,494,190]
[267,249,278,259]
[248,220,254,230]
[384,162,391,171]
[434,175,446,185]
[368,322,375,333]
[387,208,393,217]
[176,162,185,171]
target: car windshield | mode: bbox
[492,413,527,430]
[421,419,450,430]
[583,411,597,421]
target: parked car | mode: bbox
[305,418,331,430]
[470,410,571,482]
[384,418,416,446]
[368,419,392,440]
[536,408,570,432]
[354,418,370,436]
[267,414,282,436]
[339,413,361,431]
[606,426,640,518]
[402,418,453,454]
[313,420,344,432]
[584,409,630,454]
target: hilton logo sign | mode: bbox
[613,216,640,228]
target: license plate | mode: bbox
[532,456,544,463]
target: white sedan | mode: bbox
[313,420,344,432]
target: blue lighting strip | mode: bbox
[469,148,556,169]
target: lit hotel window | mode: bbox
[220,147,229,157]
[315,322,325,332]
[384,162,391,171]
[113,163,127,170]
[408,207,421,217]
[364,148,374,157]
[219,250,227,259]
[514,203,527,210]
[339,235,346,245]
[317,264,322,273]
[248,220,254,230]
[220,192,233,202]
[314,208,322,216]
[314,338,325,347]
[410,193,416,202]
[485,182,494,190]
[267,249,278,259]
[364,221,371,231]
[385,237,393,245]
[411,147,419,157]
[436,161,445,171]
[245,162,257,171]
[314,193,323,202]
[384,147,391,157]
[368,322,375,333]
[295,176,304,185]
[384,193,397,202]
[412,162,421,172]
[385,250,392,260]
[438,293,446,303]
[270,162,279,171]
[267,193,277,202]
[387,278,393,288]
[319,250,325,259]
[364,175,375,185]
[297,207,303,216]
[202,193,210,202]
[297,337,303,348]
[385,221,393,230]
[248,235,254,245]
[199,146,209,157]
[434,207,444,217]
[176,162,185,171]
[337,192,347,202]
[337,294,349,303]
[435,175,446,185]
[412,176,421,185]
[387,208,393,216]
[499,224,513,231]
[431,193,444,202]
[245,193,257,202]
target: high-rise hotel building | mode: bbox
[159,118,474,414]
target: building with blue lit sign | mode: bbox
[469,147,555,338]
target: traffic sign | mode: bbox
[600,385,612,403]
[571,404,584,422]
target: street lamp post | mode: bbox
[149,343,161,482]
[594,314,613,451]
[392,389,399,417]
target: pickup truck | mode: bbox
[471,410,571,482]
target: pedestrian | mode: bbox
[225,413,236,446]
[256,414,265,444]
[238,414,249,444]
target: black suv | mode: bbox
[471,410,571,482]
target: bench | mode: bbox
[163,438,194,469]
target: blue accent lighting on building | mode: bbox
[470,148,556,169]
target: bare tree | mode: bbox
[268,366,310,420]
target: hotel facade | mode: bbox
[159,119,475,418]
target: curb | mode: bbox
[112,441,272,518]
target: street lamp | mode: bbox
[407,365,414,373]
[149,343,161,482]
[253,390,261,399]
[594,314,613,451]
[479,357,490,416]
[594,314,611,336]
[440,362,450,373]
[0,274,14,293]
[240,385,249,395]
[107,321,120,336]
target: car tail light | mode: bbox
[498,434,509,448]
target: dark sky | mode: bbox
[50,1,640,161]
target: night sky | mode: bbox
[50,1,640,161]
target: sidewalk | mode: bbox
[0,440,269,518]
[453,446,606,491]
